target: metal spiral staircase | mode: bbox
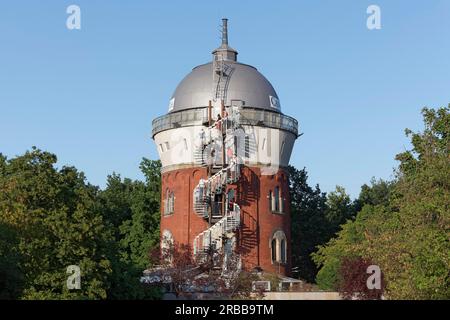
[191,18,248,272]
[192,104,244,268]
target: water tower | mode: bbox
[151,19,298,276]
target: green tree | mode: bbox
[313,105,450,299]
[0,222,23,299]
[0,148,112,299]
[289,168,358,283]
[325,186,355,236]
[353,178,393,212]
[375,106,449,299]
[312,204,386,290]
[100,159,161,299]
[288,166,329,282]
[0,149,163,300]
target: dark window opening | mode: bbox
[281,239,286,263]
[274,186,280,212]
[271,239,277,262]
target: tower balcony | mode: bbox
[152,107,299,138]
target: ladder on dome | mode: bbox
[213,57,233,103]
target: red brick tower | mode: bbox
[152,19,298,276]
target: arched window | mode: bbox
[164,189,175,215]
[270,230,287,264]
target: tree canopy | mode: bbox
[312,106,450,299]
[0,148,162,299]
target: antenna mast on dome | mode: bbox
[212,18,236,106]
[222,18,229,46]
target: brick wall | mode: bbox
[160,165,291,276]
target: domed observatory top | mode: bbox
[152,18,297,140]
[169,63,281,113]
[168,18,281,114]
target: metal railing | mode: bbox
[152,108,208,137]
[239,108,298,136]
[152,107,298,137]
[193,203,241,258]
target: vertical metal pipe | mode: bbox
[222,18,228,46]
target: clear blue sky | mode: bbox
[1,1,449,198]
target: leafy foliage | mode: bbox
[100,166,159,299]
[289,166,356,283]
[288,166,328,282]
[353,178,394,211]
[98,159,162,299]
[325,186,356,235]
[313,105,450,299]
[0,149,162,299]
[0,222,23,299]
[0,148,112,299]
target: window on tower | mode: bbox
[164,189,175,215]
[269,186,284,213]
[274,186,280,212]
[269,190,273,211]
[244,135,250,159]
[270,230,287,264]
[279,186,284,213]
[271,238,277,262]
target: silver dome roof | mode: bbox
[167,19,281,114]
[169,61,281,113]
